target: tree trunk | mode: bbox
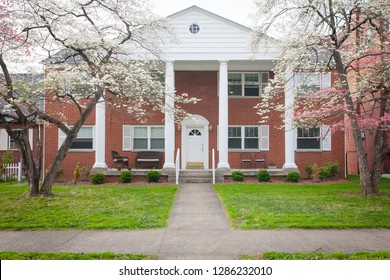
[39,92,102,196]
[332,50,375,195]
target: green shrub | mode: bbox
[232,171,244,182]
[257,169,271,182]
[304,164,314,179]
[120,170,133,183]
[328,162,339,178]
[285,172,300,183]
[80,166,91,181]
[318,162,339,180]
[92,173,106,185]
[147,170,161,183]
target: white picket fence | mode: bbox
[1,162,22,181]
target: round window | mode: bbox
[189,23,200,34]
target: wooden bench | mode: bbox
[135,151,162,169]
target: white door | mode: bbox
[186,128,204,166]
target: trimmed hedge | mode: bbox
[232,171,244,182]
[120,170,133,183]
[92,173,106,185]
[285,172,300,183]
[147,170,161,183]
[257,169,271,182]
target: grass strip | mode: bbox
[0,251,156,260]
[240,251,390,260]
[0,184,177,230]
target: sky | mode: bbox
[150,0,256,27]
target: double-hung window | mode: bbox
[227,126,269,150]
[297,127,320,149]
[0,129,34,151]
[228,72,269,97]
[70,127,94,150]
[131,126,164,150]
[9,130,24,150]
[294,72,331,96]
[296,125,331,151]
[58,126,95,151]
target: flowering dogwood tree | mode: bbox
[0,0,197,197]
[252,0,389,194]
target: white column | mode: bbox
[163,61,175,169]
[218,60,230,169]
[283,71,298,170]
[93,97,108,169]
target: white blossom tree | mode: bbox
[0,0,197,197]
[251,0,389,194]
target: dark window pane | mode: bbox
[245,138,259,149]
[70,138,93,149]
[133,139,148,149]
[297,139,320,149]
[244,86,259,96]
[228,127,241,137]
[245,127,258,137]
[151,139,164,149]
[228,138,241,149]
[228,85,242,96]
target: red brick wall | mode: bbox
[43,95,96,182]
[43,70,346,180]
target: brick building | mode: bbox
[1,6,346,181]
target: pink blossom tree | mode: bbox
[252,0,389,194]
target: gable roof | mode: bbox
[163,5,278,61]
[168,5,251,33]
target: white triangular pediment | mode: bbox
[164,6,277,61]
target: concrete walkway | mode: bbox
[1,183,390,259]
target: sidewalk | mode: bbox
[1,184,390,259]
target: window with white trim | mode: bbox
[297,127,321,149]
[296,125,331,151]
[228,126,269,150]
[127,126,164,151]
[58,126,95,151]
[9,130,24,150]
[228,72,269,97]
[294,72,331,96]
[0,128,34,151]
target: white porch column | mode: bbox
[218,60,230,169]
[93,97,108,169]
[283,71,298,170]
[163,61,175,169]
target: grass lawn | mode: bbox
[214,176,390,229]
[240,251,390,260]
[0,251,155,260]
[0,184,177,230]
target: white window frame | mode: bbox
[8,129,24,150]
[227,125,269,151]
[296,125,331,151]
[0,128,33,151]
[294,72,331,97]
[58,125,95,152]
[228,72,269,97]
[131,126,165,151]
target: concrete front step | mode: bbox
[178,170,213,184]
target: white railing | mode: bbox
[175,149,180,185]
[212,148,216,184]
[1,162,22,181]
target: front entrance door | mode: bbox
[186,128,204,167]
[181,115,209,169]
